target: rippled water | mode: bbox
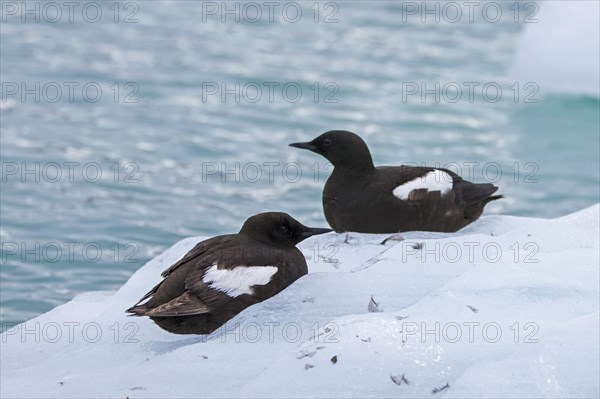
[1,1,599,327]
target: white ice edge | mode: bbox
[510,0,600,97]
[1,204,599,398]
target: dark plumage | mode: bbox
[290,130,503,233]
[126,212,331,334]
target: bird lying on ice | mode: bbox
[127,212,332,334]
[290,130,503,234]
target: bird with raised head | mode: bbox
[290,130,502,233]
[126,212,331,334]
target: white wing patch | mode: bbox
[393,169,453,200]
[203,264,278,297]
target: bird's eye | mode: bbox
[323,138,332,147]
[280,225,289,234]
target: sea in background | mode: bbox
[1,1,599,328]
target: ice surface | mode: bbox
[510,1,600,97]
[1,205,599,398]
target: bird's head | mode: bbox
[239,212,332,247]
[289,130,375,170]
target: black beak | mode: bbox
[300,227,333,241]
[289,142,317,152]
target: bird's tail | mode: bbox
[483,194,504,204]
[460,182,499,206]
[461,185,503,220]
[125,304,148,316]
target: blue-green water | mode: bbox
[1,1,599,328]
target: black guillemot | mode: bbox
[127,212,331,334]
[290,130,503,233]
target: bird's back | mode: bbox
[323,164,500,233]
[127,234,308,334]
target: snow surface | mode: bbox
[1,205,599,398]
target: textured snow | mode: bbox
[1,205,599,398]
